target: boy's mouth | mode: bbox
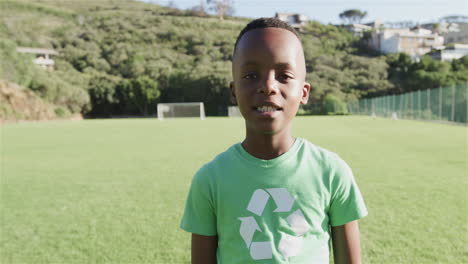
[255,105,283,113]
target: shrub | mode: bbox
[323,94,348,115]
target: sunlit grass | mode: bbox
[1,116,466,263]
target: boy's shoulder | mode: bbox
[191,143,240,181]
[300,138,350,168]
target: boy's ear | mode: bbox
[300,82,311,105]
[229,81,237,105]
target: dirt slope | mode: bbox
[0,80,56,122]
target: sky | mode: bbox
[140,0,468,24]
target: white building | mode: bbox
[343,23,372,37]
[422,22,468,44]
[275,13,308,31]
[430,44,468,61]
[369,27,444,60]
[442,22,468,44]
[16,47,58,70]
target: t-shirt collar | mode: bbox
[234,138,303,168]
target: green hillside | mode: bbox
[1,0,467,118]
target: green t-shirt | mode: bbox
[180,138,367,263]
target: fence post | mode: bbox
[418,89,421,120]
[402,94,406,119]
[383,96,386,117]
[364,99,367,114]
[382,96,385,117]
[401,93,409,119]
[439,87,442,120]
[427,88,430,119]
[400,94,403,119]
[451,85,456,122]
[385,96,387,117]
[410,92,413,119]
[387,95,390,117]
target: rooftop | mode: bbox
[16,47,58,55]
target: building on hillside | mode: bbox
[429,44,468,61]
[368,26,444,60]
[442,22,468,44]
[343,20,384,37]
[343,23,372,37]
[421,22,468,44]
[365,20,384,29]
[16,47,58,70]
[421,22,458,33]
[275,13,308,31]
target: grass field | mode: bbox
[1,116,467,263]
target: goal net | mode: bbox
[157,102,206,120]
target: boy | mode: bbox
[180,18,367,264]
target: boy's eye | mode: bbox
[243,73,257,80]
[278,73,293,82]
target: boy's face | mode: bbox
[230,27,310,135]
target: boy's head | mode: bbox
[233,18,300,54]
[230,18,310,135]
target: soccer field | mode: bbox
[1,116,466,263]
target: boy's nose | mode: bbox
[258,73,278,95]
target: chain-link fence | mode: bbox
[348,83,468,124]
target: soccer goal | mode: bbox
[228,106,242,117]
[157,102,206,120]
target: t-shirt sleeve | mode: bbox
[328,155,368,227]
[180,165,217,236]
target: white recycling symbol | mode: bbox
[238,188,311,261]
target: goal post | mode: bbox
[157,102,205,120]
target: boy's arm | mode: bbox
[331,220,362,264]
[191,233,218,264]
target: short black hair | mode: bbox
[234,17,300,54]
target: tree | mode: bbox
[88,73,121,117]
[386,53,413,93]
[207,0,234,20]
[339,9,367,24]
[189,0,208,17]
[323,94,348,114]
[123,76,160,116]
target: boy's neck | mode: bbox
[242,130,296,160]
